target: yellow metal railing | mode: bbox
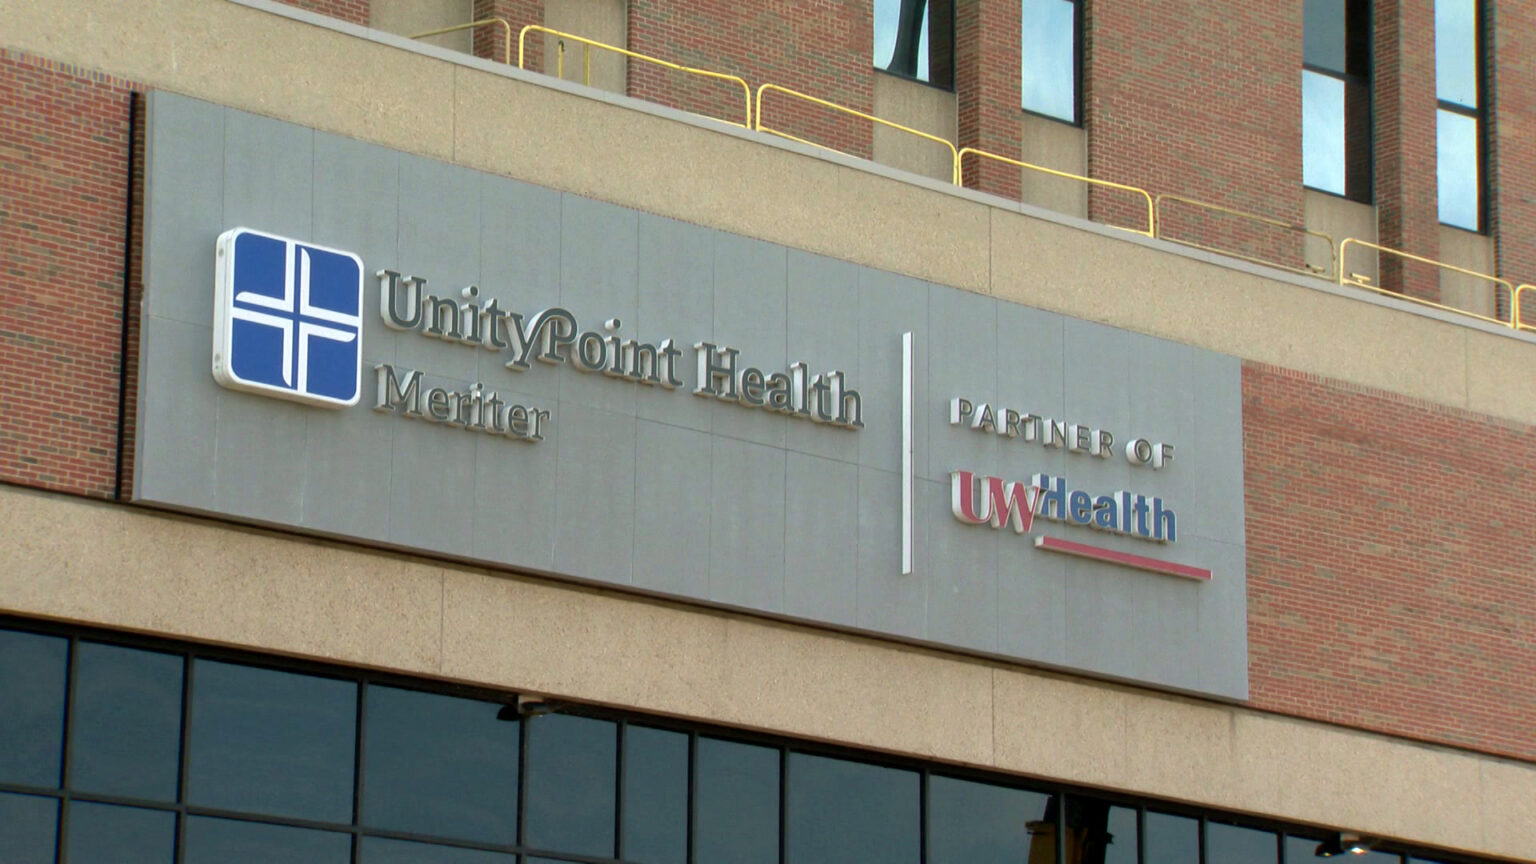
[518,26,752,128]
[1339,238,1515,328]
[1155,194,1336,279]
[404,23,1536,337]
[1513,284,1536,331]
[755,84,960,184]
[959,148,1154,237]
[409,18,513,65]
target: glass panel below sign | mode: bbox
[70,642,184,801]
[363,684,519,845]
[622,725,689,864]
[66,801,177,864]
[0,792,57,864]
[695,737,779,864]
[0,629,67,788]
[786,752,920,864]
[186,660,357,823]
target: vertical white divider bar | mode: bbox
[902,331,914,575]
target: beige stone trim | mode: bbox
[5,0,1536,424]
[2,484,1532,859]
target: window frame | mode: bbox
[1435,0,1487,233]
[1019,0,1084,126]
[1301,0,1374,203]
[0,614,1518,864]
[873,0,957,92]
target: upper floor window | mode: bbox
[1021,0,1080,123]
[1303,0,1372,201]
[875,0,954,88]
[1436,0,1482,231]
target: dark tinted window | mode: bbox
[363,685,519,845]
[696,737,779,864]
[523,713,617,858]
[0,791,57,864]
[1068,796,1136,864]
[187,660,357,823]
[184,815,352,863]
[929,775,1050,864]
[71,642,183,801]
[66,802,177,864]
[360,837,517,863]
[1207,821,1278,864]
[622,726,688,864]
[1021,0,1078,122]
[0,629,67,788]
[786,753,919,864]
[1285,834,1328,864]
[1304,0,1347,71]
[1145,811,1199,864]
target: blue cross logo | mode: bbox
[213,228,364,407]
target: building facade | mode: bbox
[1,1,1534,862]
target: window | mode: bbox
[874,0,955,88]
[1303,0,1372,200]
[0,618,1510,864]
[1437,0,1482,231]
[1021,0,1080,123]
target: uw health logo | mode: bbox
[212,228,364,407]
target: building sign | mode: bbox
[135,93,1249,700]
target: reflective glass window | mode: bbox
[0,629,67,788]
[0,791,58,864]
[184,815,352,863]
[187,660,357,823]
[71,642,183,801]
[1436,0,1481,230]
[1207,821,1278,864]
[1067,796,1136,864]
[1145,811,1199,864]
[360,837,517,863]
[67,802,177,864]
[363,685,519,845]
[523,713,617,858]
[786,753,919,864]
[1436,0,1478,106]
[622,726,688,864]
[1303,70,1346,194]
[1302,0,1370,201]
[1021,0,1077,122]
[928,775,1052,864]
[696,737,779,864]
[875,0,953,87]
[1438,109,1480,231]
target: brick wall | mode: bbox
[1374,0,1441,300]
[627,0,874,157]
[1084,0,1304,268]
[1489,0,1536,323]
[1244,362,1536,761]
[274,0,371,26]
[956,0,1022,199]
[0,52,133,499]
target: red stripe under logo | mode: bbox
[1033,536,1212,581]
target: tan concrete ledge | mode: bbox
[1,484,1531,860]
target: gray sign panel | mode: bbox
[136,92,1248,699]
